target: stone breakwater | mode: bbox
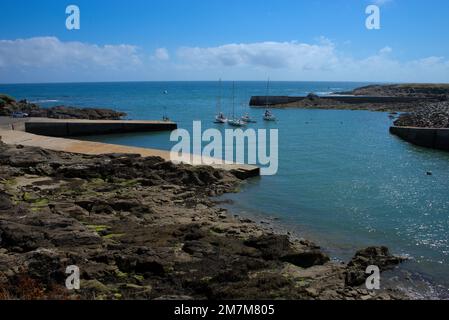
[0,140,406,300]
[250,84,449,112]
[0,94,126,120]
[390,102,449,151]
[249,94,432,112]
[394,101,449,128]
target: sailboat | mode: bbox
[228,82,246,127]
[240,89,256,123]
[162,107,170,122]
[241,102,256,123]
[263,79,276,121]
[214,79,227,124]
[241,113,255,123]
[162,90,170,121]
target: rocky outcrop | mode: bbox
[337,84,449,99]
[394,101,449,128]
[345,247,406,287]
[0,94,126,120]
[0,141,406,300]
[257,84,449,112]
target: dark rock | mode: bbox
[281,250,330,268]
[0,220,48,252]
[50,230,102,247]
[307,93,320,101]
[46,106,126,120]
[25,249,65,283]
[0,94,126,120]
[345,246,405,286]
[182,241,216,257]
[244,235,291,260]
[110,199,142,212]
[115,254,165,276]
[0,192,13,211]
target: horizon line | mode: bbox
[0,80,404,86]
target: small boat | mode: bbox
[228,118,247,127]
[263,79,276,121]
[213,79,227,124]
[263,109,276,121]
[227,81,246,127]
[214,112,228,124]
[240,99,256,123]
[162,106,170,122]
[162,90,171,121]
[241,113,256,123]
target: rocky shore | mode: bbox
[394,101,449,128]
[337,83,449,99]
[0,94,126,120]
[0,139,407,300]
[266,84,449,112]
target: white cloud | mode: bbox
[379,46,392,55]
[372,0,393,6]
[0,37,142,78]
[175,41,449,82]
[153,48,170,61]
[1,36,449,83]
[177,41,338,70]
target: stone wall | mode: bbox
[25,121,177,137]
[390,126,449,151]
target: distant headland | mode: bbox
[250,83,449,113]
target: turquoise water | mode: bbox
[2,82,449,295]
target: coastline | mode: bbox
[250,84,449,113]
[1,85,446,299]
[218,193,449,300]
[0,141,406,300]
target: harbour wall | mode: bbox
[390,126,449,151]
[249,95,436,106]
[24,119,177,137]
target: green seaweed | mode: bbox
[86,225,110,233]
[32,198,49,207]
[133,275,145,282]
[89,178,105,185]
[102,233,126,240]
[3,178,17,187]
[117,179,139,188]
[115,269,128,279]
[22,192,36,202]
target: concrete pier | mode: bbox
[0,129,260,179]
[19,118,178,137]
[390,126,449,151]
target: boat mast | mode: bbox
[217,78,222,114]
[265,78,270,110]
[232,81,235,119]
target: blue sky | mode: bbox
[1,0,449,83]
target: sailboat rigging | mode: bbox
[214,79,227,124]
[263,79,276,122]
[228,81,246,127]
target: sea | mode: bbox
[2,81,449,298]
